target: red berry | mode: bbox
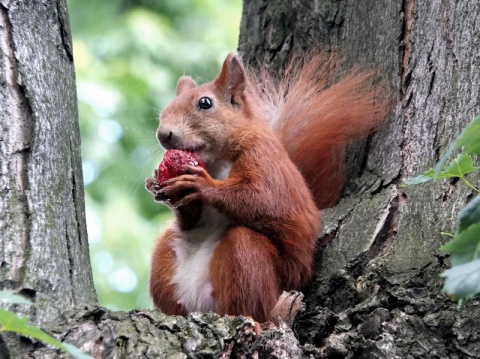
[156,162,171,183]
[156,150,205,183]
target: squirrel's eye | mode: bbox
[198,97,213,110]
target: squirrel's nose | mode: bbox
[156,128,176,149]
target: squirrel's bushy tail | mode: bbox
[249,54,389,209]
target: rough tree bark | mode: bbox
[0,0,96,355]
[2,0,480,358]
[240,0,480,358]
[0,2,305,358]
[0,0,96,314]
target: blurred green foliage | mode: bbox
[67,0,241,310]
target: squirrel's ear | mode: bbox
[176,76,196,96]
[215,53,246,103]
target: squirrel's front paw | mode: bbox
[146,177,160,193]
[146,166,215,207]
[156,174,201,207]
[145,177,170,203]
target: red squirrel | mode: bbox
[145,53,386,322]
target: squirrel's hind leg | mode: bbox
[210,226,280,322]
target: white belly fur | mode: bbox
[171,160,232,313]
[171,205,230,313]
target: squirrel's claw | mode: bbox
[145,177,161,194]
[184,165,208,177]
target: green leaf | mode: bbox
[455,115,480,155]
[441,258,480,299]
[435,144,456,178]
[0,290,33,305]
[404,153,475,186]
[0,308,92,359]
[441,222,480,266]
[459,195,480,232]
[440,153,475,178]
[403,174,434,186]
[436,115,480,175]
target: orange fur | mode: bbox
[147,53,388,322]
[247,54,388,208]
[210,227,280,322]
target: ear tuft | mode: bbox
[215,53,246,103]
[176,76,196,96]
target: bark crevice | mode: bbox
[348,191,405,279]
[400,0,415,95]
[0,2,34,285]
[55,0,73,63]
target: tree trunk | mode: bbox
[0,0,95,320]
[240,0,480,357]
[3,0,480,358]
